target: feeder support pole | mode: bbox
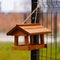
[31,0,40,60]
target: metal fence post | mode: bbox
[54,13,57,60]
[31,0,40,60]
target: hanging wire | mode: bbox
[23,6,39,24]
[34,2,38,23]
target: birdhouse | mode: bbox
[7,24,51,50]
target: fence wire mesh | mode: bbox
[39,0,60,60]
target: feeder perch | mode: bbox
[7,24,51,50]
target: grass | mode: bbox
[0,42,30,60]
[0,42,60,60]
[40,46,60,60]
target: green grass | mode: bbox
[0,42,30,60]
[40,46,60,60]
[0,42,60,60]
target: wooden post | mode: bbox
[25,36,29,45]
[30,35,34,45]
[14,36,18,46]
[40,34,44,44]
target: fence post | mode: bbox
[54,13,57,59]
[31,0,40,60]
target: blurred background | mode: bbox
[0,0,60,60]
[0,0,60,42]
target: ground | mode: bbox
[0,42,60,60]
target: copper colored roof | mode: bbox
[7,24,51,35]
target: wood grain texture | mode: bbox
[30,35,34,45]
[40,34,44,44]
[7,24,51,50]
[13,44,47,50]
[7,24,51,36]
[14,36,18,46]
[25,36,29,45]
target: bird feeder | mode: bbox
[7,24,51,50]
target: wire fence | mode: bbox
[23,1,60,60]
[39,0,60,60]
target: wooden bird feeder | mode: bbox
[7,24,51,50]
